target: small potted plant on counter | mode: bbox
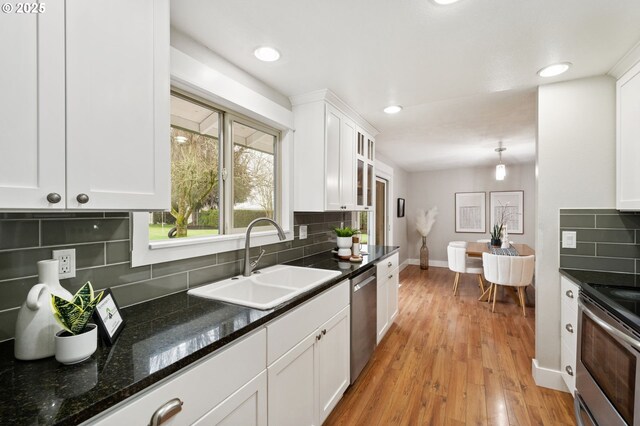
[334,226,359,260]
[51,282,103,365]
[490,223,503,247]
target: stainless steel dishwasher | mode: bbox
[350,266,377,384]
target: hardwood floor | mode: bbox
[325,266,576,426]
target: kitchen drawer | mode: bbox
[267,280,349,365]
[89,329,266,425]
[560,308,578,353]
[377,252,399,277]
[561,340,577,394]
[560,277,579,311]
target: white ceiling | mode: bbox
[170,0,640,172]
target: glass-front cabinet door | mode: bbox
[356,128,375,210]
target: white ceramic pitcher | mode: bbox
[14,260,73,360]
[14,284,57,360]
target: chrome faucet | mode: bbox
[243,217,286,277]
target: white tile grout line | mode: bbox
[0,239,131,254]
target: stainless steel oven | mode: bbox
[576,294,640,426]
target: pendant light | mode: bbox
[495,142,506,181]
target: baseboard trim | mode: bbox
[400,259,410,271]
[532,359,569,393]
[408,258,448,268]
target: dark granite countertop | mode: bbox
[560,268,640,288]
[560,268,640,334]
[0,246,399,425]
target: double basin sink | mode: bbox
[188,264,342,310]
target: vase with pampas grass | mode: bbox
[416,206,438,270]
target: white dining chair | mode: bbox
[447,244,485,296]
[481,253,535,316]
[449,241,467,248]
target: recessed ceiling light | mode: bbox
[254,46,280,62]
[384,105,403,114]
[537,62,572,78]
[433,0,461,4]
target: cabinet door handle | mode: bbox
[76,193,90,204]
[565,365,573,376]
[565,323,574,333]
[322,329,326,335]
[149,398,183,426]
[565,290,574,299]
[387,261,392,267]
[388,274,393,279]
[46,193,62,204]
[317,333,323,341]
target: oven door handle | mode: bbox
[581,303,640,351]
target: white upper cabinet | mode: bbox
[65,0,170,210]
[617,60,640,210]
[0,0,170,211]
[356,127,375,211]
[292,90,378,212]
[0,1,66,209]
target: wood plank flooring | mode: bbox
[325,266,576,426]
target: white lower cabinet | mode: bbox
[193,370,267,426]
[268,332,318,426]
[87,281,351,426]
[376,253,400,343]
[317,306,350,423]
[87,330,266,425]
[560,277,579,394]
[267,281,350,426]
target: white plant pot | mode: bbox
[336,237,352,259]
[55,324,97,365]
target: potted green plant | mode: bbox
[51,282,103,365]
[334,227,359,259]
[490,223,503,247]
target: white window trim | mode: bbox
[375,159,394,246]
[131,49,294,267]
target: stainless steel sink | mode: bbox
[188,265,342,310]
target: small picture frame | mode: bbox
[93,288,125,345]
[397,198,405,217]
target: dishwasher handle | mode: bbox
[353,275,376,293]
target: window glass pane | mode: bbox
[149,94,221,240]
[232,121,276,229]
[358,211,370,244]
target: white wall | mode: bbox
[534,75,616,388]
[376,153,410,264]
[170,28,292,110]
[406,163,536,264]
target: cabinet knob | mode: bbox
[76,193,90,204]
[565,323,574,333]
[387,261,392,267]
[317,333,323,341]
[322,329,327,335]
[46,193,62,204]
[364,206,369,210]
[565,365,573,376]
[565,290,574,299]
[149,398,183,426]
[388,274,393,279]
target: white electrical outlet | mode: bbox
[299,225,308,240]
[562,231,577,249]
[52,249,76,279]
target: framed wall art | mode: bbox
[397,198,405,217]
[455,192,486,233]
[490,190,524,234]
